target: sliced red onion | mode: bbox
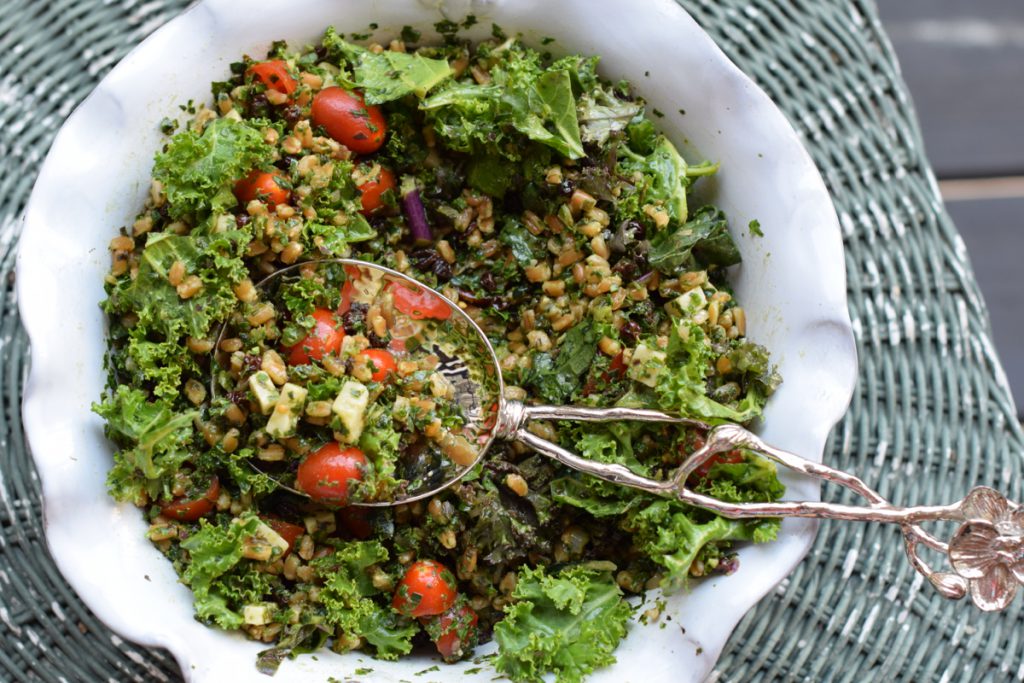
[400,178,432,245]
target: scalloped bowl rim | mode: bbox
[17,0,857,681]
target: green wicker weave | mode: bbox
[2,1,1021,680]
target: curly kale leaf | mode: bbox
[180,514,266,629]
[421,42,584,159]
[153,116,272,221]
[92,386,197,503]
[494,565,632,683]
[322,27,453,104]
[623,499,779,593]
[312,541,418,660]
[525,320,601,403]
[577,85,643,147]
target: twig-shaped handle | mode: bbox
[504,402,1023,612]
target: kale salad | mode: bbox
[97,21,783,682]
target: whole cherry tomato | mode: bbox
[358,167,396,215]
[287,308,345,365]
[296,443,367,505]
[234,170,289,208]
[161,476,220,522]
[311,87,387,154]
[392,559,458,618]
[359,348,396,382]
[246,60,297,95]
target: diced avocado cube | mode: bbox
[248,371,280,416]
[266,382,307,438]
[332,380,369,444]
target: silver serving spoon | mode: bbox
[215,259,1024,613]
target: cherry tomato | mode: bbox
[357,167,396,215]
[311,87,387,154]
[161,476,220,522]
[246,60,297,95]
[339,506,373,539]
[264,519,305,557]
[683,433,745,481]
[392,560,458,618]
[389,282,451,320]
[337,265,363,315]
[287,308,345,365]
[429,603,479,662]
[234,170,290,208]
[296,443,368,505]
[359,348,396,382]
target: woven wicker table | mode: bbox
[3,1,1022,681]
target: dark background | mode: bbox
[877,0,1024,415]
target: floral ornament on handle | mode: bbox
[948,487,1024,611]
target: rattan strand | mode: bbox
[1,1,1021,681]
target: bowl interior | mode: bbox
[17,0,857,681]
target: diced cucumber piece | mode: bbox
[628,344,667,387]
[332,380,369,444]
[248,371,280,415]
[266,382,307,438]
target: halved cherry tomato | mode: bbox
[339,506,373,539]
[683,433,745,481]
[429,603,479,662]
[358,167,396,215]
[287,308,345,365]
[388,282,451,320]
[234,170,290,208]
[264,518,304,557]
[337,265,362,315]
[392,560,458,618]
[161,476,220,522]
[246,60,297,95]
[359,348,396,382]
[311,87,387,154]
[296,443,367,506]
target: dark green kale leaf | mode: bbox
[153,117,272,221]
[497,217,546,267]
[322,27,453,104]
[526,321,600,403]
[93,386,198,503]
[648,206,742,275]
[493,565,632,683]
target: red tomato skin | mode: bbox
[430,604,479,661]
[287,308,345,365]
[234,170,289,208]
[392,560,458,618]
[359,349,397,382]
[358,167,396,215]
[246,60,297,94]
[296,443,367,505]
[311,87,387,154]
[683,433,745,481]
[161,476,220,522]
[264,519,305,557]
[388,282,451,320]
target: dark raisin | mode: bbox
[620,320,642,345]
[242,354,262,372]
[480,271,497,292]
[282,104,303,125]
[558,179,576,196]
[235,213,251,228]
[342,302,368,335]
[367,331,390,348]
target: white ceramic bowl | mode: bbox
[17,0,857,681]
